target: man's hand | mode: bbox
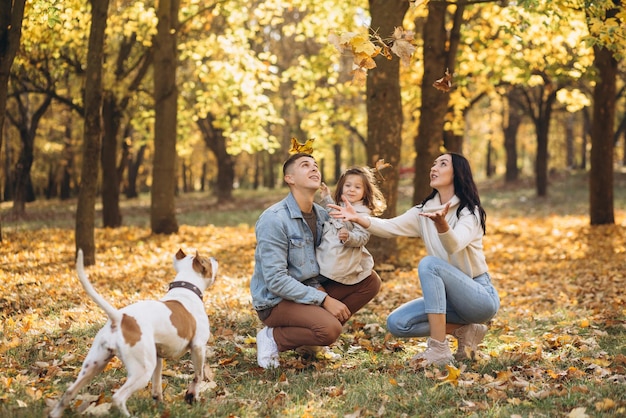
[320,182,330,199]
[322,295,351,323]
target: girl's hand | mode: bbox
[419,202,451,233]
[320,182,330,199]
[338,228,349,242]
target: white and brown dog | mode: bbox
[49,248,218,417]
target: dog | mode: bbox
[49,248,218,417]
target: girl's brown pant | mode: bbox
[260,271,381,351]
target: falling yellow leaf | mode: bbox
[433,68,453,92]
[289,137,315,155]
[390,27,416,66]
[349,34,380,56]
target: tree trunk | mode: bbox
[503,88,523,183]
[581,107,590,170]
[366,0,409,264]
[486,140,495,178]
[75,0,109,265]
[534,117,549,197]
[125,143,145,198]
[333,143,341,184]
[9,93,52,216]
[413,1,451,204]
[151,0,180,234]
[589,44,616,225]
[198,114,235,202]
[101,93,122,227]
[0,0,26,242]
[60,116,74,200]
[565,113,575,168]
[443,131,462,153]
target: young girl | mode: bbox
[317,167,386,285]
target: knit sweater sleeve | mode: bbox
[438,207,482,254]
[366,206,423,238]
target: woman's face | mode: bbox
[429,154,454,190]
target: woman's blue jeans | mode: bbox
[386,255,500,338]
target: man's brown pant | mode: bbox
[260,271,381,351]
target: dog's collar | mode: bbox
[168,281,203,301]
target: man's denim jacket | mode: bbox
[250,192,329,311]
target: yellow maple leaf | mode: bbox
[390,27,416,67]
[289,137,315,154]
[355,53,377,70]
[436,364,461,386]
[594,398,616,411]
[350,68,368,86]
[349,34,380,56]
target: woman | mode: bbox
[328,153,500,367]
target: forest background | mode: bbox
[0,0,625,416]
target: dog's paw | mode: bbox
[184,392,196,404]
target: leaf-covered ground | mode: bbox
[1,175,625,417]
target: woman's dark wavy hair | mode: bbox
[418,152,487,234]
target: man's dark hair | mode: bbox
[282,153,313,176]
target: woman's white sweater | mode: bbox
[367,194,488,278]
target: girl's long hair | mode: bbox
[418,153,487,234]
[334,167,387,216]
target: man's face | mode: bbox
[284,156,321,190]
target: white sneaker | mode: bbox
[452,324,488,361]
[409,337,454,368]
[257,326,279,369]
[296,345,341,361]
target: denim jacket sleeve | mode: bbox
[250,195,328,311]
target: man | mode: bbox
[250,152,382,368]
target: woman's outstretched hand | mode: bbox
[419,201,451,233]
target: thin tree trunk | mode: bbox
[366,0,408,263]
[589,44,616,225]
[125,143,145,198]
[413,1,452,204]
[565,113,575,168]
[151,0,180,234]
[198,114,235,202]
[8,93,52,216]
[75,0,109,265]
[0,0,26,242]
[503,89,522,182]
[101,94,122,227]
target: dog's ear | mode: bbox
[175,249,186,260]
[192,256,214,279]
[192,257,206,276]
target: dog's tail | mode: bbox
[76,249,122,324]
